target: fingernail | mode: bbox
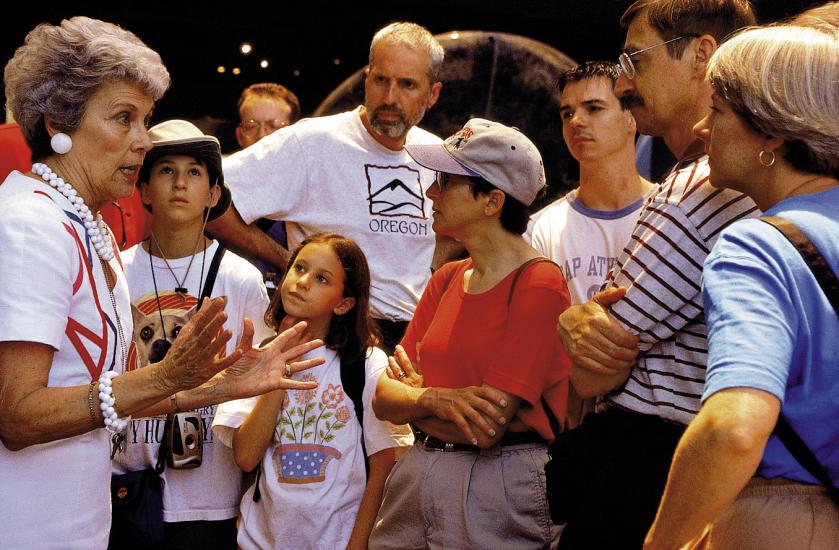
[489,429,496,437]
[471,438,478,445]
[498,417,506,425]
[500,399,508,407]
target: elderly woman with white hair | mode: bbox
[0,17,321,548]
[644,23,839,550]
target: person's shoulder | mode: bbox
[0,173,65,223]
[364,346,388,368]
[434,258,469,279]
[294,108,358,134]
[406,124,443,145]
[516,258,567,292]
[216,245,265,281]
[533,194,572,227]
[119,243,143,266]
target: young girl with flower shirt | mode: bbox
[213,233,412,550]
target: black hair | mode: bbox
[467,176,533,235]
[557,61,622,95]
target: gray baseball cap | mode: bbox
[405,118,545,205]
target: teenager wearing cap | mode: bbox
[369,119,571,549]
[112,120,286,548]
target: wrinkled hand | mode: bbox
[419,386,509,444]
[386,344,424,388]
[159,297,239,392]
[556,287,639,375]
[214,318,323,399]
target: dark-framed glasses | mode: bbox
[239,119,289,134]
[618,35,697,79]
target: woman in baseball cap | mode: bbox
[370,119,572,548]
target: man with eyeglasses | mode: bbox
[552,1,757,548]
[235,82,300,149]
[209,22,451,353]
[231,83,301,285]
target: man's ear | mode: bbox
[235,127,246,149]
[428,81,443,109]
[333,296,356,316]
[692,34,718,78]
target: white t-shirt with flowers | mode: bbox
[213,346,412,550]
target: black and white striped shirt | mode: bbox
[602,153,760,424]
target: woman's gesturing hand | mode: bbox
[158,297,321,395]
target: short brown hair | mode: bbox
[621,0,756,58]
[237,82,300,123]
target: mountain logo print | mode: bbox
[366,165,426,219]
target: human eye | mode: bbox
[401,79,417,89]
[293,263,305,273]
[560,110,572,120]
[316,274,329,284]
[189,167,203,177]
[158,165,174,175]
[117,112,131,125]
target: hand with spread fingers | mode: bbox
[208,318,322,400]
[386,344,424,388]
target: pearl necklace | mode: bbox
[32,162,115,261]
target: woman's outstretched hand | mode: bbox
[159,297,321,397]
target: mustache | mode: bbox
[620,95,644,109]
[374,105,406,118]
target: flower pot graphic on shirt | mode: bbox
[273,443,342,484]
[271,377,354,484]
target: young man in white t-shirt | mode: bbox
[114,120,277,549]
[531,60,652,428]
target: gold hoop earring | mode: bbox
[759,149,776,167]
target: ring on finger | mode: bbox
[397,370,407,379]
[284,365,292,377]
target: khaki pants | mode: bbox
[698,477,839,550]
[369,442,560,549]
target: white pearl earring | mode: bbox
[50,132,73,155]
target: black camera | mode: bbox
[164,412,202,469]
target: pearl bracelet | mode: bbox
[99,371,129,432]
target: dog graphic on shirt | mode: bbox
[131,303,196,366]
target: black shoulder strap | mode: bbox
[760,216,839,314]
[759,215,839,503]
[196,245,226,310]
[341,352,369,478]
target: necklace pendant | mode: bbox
[175,287,188,300]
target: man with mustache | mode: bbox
[552,1,757,547]
[531,60,652,430]
[209,22,447,350]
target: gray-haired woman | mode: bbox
[646,23,839,549]
[0,17,321,548]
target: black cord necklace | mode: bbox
[148,237,208,342]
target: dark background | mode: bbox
[1,0,820,200]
